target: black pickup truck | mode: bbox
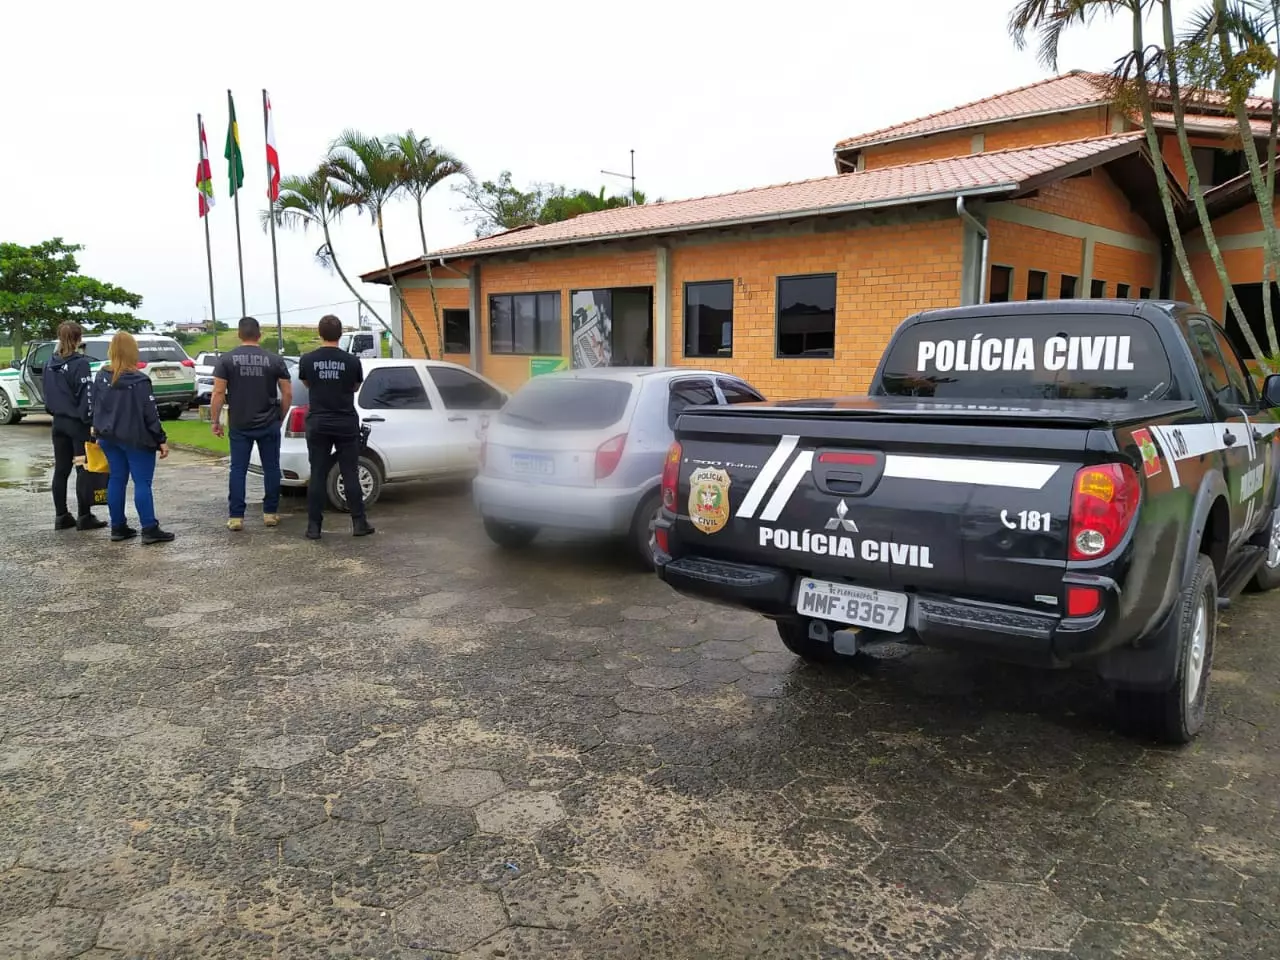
[654,300,1280,743]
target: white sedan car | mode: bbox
[250,358,508,509]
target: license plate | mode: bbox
[153,369,177,379]
[796,577,908,633]
[510,453,554,475]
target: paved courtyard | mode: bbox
[1,416,1279,959]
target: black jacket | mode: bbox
[43,352,93,424]
[92,368,167,451]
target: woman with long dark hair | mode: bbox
[42,321,105,531]
[91,332,175,544]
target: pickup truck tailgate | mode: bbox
[673,405,1106,607]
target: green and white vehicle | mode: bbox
[1,335,196,425]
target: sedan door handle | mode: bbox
[1223,430,1237,447]
[448,415,469,422]
[362,416,385,423]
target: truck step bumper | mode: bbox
[656,556,793,615]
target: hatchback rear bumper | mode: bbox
[473,474,649,536]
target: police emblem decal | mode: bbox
[688,467,732,535]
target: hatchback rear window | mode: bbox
[876,314,1175,401]
[501,378,632,430]
[138,343,189,363]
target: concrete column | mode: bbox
[655,247,671,366]
[1081,238,1096,296]
[469,262,482,373]
[388,286,404,358]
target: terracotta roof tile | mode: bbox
[426,133,1144,262]
[1149,111,1274,138]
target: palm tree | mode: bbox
[263,167,404,353]
[326,130,432,358]
[390,131,470,359]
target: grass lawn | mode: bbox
[0,346,12,366]
[163,418,229,456]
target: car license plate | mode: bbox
[510,453,554,475]
[154,369,176,379]
[795,577,908,633]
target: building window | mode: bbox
[1139,287,1152,299]
[489,292,561,355]
[988,265,1013,303]
[1060,274,1078,298]
[1090,279,1106,298]
[1026,270,1047,301]
[1116,283,1131,299]
[1192,146,1246,187]
[776,274,836,358]
[684,281,733,358]
[443,309,471,354]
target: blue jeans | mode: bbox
[229,424,281,518]
[97,438,157,529]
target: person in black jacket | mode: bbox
[43,322,106,531]
[91,332,175,545]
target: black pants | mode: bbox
[51,415,94,518]
[307,429,365,522]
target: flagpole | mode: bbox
[229,89,246,318]
[264,89,283,353]
[199,113,218,353]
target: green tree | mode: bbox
[0,238,143,358]
[390,130,470,358]
[454,171,647,237]
[327,130,432,357]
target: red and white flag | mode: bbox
[196,116,215,217]
[264,90,280,202]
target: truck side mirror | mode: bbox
[1263,374,1280,409]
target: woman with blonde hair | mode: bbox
[42,321,105,531]
[91,332,175,544]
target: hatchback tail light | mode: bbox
[595,434,627,481]
[1068,463,1141,561]
[284,405,308,438]
[661,441,682,511]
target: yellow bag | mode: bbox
[84,441,109,474]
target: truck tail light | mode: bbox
[595,434,627,480]
[284,405,308,438]
[181,359,195,367]
[136,361,148,369]
[662,441,682,511]
[1068,463,1140,560]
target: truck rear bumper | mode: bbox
[656,553,1113,669]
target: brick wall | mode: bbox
[1017,168,1151,236]
[860,110,1110,170]
[400,285,471,366]
[986,221,1085,300]
[1092,242,1158,296]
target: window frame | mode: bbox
[1139,287,1153,299]
[357,364,433,411]
[683,279,734,359]
[489,291,561,356]
[1026,269,1047,301]
[1060,274,1078,299]
[1116,283,1131,299]
[1090,279,1107,299]
[442,309,471,355]
[775,272,837,359]
[988,265,1013,303]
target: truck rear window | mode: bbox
[500,378,632,430]
[877,314,1174,401]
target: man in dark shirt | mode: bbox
[298,314,374,539]
[210,316,293,531]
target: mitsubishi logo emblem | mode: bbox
[824,499,858,532]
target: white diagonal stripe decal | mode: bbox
[760,451,814,521]
[736,435,798,518]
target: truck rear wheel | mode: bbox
[1245,508,1280,593]
[775,619,842,664]
[1116,554,1216,744]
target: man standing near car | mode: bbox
[210,317,292,531]
[298,315,374,540]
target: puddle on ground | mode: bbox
[0,451,55,493]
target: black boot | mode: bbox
[352,517,375,537]
[305,521,322,540]
[140,525,175,545]
[111,525,138,542]
[76,513,108,531]
[54,513,77,530]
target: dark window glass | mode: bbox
[28,342,57,369]
[1196,147,1245,186]
[1116,283,1131,299]
[667,378,718,428]
[989,266,1012,302]
[489,296,513,353]
[776,274,836,358]
[877,313,1175,401]
[489,292,560,355]
[1060,275,1078,298]
[427,366,504,410]
[443,309,471,353]
[1026,270,1047,301]
[684,281,733,358]
[537,293,561,354]
[513,294,538,354]
[500,377,631,430]
[1212,323,1255,406]
[717,378,765,404]
[1091,279,1106,298]
[358,366,431,410]
[1191,319,1254,407]
[1139,287,1152,299]
[138,344,189,362]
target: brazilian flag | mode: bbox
[224,91,245,196]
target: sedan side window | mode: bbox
[667,378,717,429]
[718,378,765,404]
[359,367,432,410]
[428,366,505,410]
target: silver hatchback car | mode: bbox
[473,367,765,567]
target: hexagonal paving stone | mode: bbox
[780,780,876,822]
[475,791,566,836]
[234,794,328,840]
[502,869,608,929]
[696,640,754,660]
[381,805,475,853]
[241,734,326,770]
[0,906,100,959]
[1068,921,1192,960]
[416,768,506,807]
[740,651,797,674]
[332,850,439,909]
[282,820,380,872]
[328,777,420,824]
[484,607,535,624]
[863,802,962,850]
[97,885,224,953]
[1047,858,1166,923]
[56,851,170,911]
[460,925,583,960]
[396,884,509,953]
[620,605,668,621]
[944,829,1055,885]
[0,868,63,924]
[437,834,539,890]
[959,881,1083,950]
[626,667,692,690]
[865,849,975,907]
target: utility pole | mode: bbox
[601,149,636,205]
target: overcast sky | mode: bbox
[3,0,1154,332]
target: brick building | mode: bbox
[362,72,1275,397]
